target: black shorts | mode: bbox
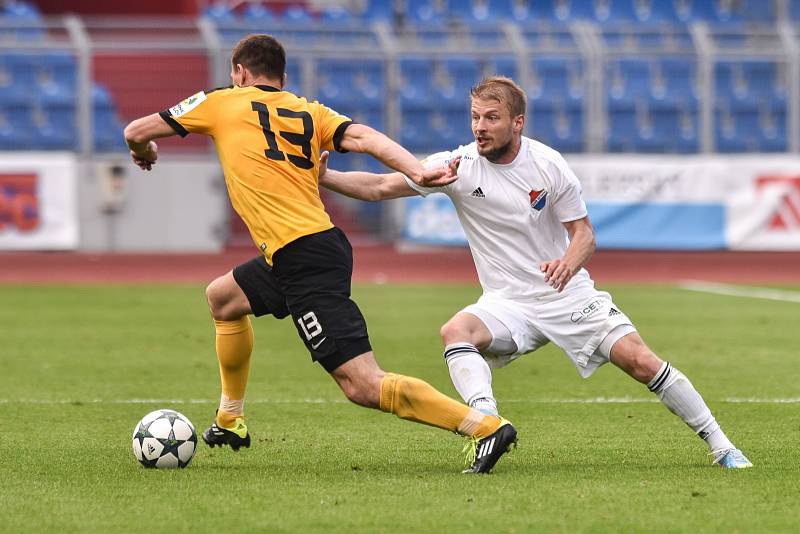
[232,227,371,372]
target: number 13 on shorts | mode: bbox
[297,311,324,341]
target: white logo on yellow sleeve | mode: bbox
[169,91,207,117]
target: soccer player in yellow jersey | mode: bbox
[123,34,516,473]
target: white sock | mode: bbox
[648,362,735,453]
[444,342,498,416]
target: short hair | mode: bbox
[470,76,526,118]
[231,34,286,80]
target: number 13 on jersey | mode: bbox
[251,101,315,169]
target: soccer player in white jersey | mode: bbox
[319,76,752,468]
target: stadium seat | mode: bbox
[400,109,437,152]
[1,0,44,41]
[320,5,355,25]
[529,58,584,107]
[441,58,481,97]
[317,60,383,110]
[487,57,518,80]
[203,3,237,24]
[653,107,699,152]
[92,83,125,152]
[284,61,302,96]
[606,58,652,108]
[406,0,446,25]
[360,0,395,22]
[531,105,584,153]
[399,57,435,109]
[282,5,314,24]
[242,3,276,24]
[0,103,33,149]
[652,58,699,107]
[33,105,76,150]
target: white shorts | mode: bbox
[461,285,636,378]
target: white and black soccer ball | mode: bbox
[132,409,197,469]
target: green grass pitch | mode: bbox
[1,283,798,532]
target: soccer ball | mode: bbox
[132,409,197,468]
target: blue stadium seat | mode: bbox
[282,5,314,24]
[652,107,699,152]
[593,0,638,23]
[715,61,785,111]
[321,6,355,25]
[360,0,395,22]
[792,0,800,20]
[92,83,125,152]
[0,53,31,103]
[0,103,34,149]
[399,57,435,109]
[652,58,698,107]
[400,109,437,152]
[1,0,43,41]
[242,3,276,23]
[757,109,787,152]
[487,57,518,80]
[430,59,479,110]
[532,106,584,153]
[529,58,584,107]
[406,0,446,25]
[203,3,237,24]
[606,59,652,109]
[713,104,785,153]
[284,61,302,96]
[317,60,383,109]
[35,52,77,100]
[739,0,775,22]
[34,105,76,150]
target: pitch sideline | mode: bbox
[678,280,800,303]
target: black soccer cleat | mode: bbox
[462,418,517,474]
[201,415,251,451]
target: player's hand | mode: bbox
[130,141,158,171]
[318,150,330,179]
[418,156,461,187]
[540,258,575,293]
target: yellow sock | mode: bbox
[214,317,253,424]
[379,373,501,438]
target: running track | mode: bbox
[1,248,798,284]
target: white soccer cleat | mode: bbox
[712,448,753,469]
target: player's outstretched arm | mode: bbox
[541,216,597,292]
[123,113,178,171]
[318,151,418,201]
[338,123,456,188]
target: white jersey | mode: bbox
[405,136,593,300]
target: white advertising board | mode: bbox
[0,153,78,250]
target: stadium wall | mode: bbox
[0,153,228,252]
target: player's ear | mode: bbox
[281,72,287,90]
[514,114,525,133]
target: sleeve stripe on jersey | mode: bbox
[158,110,189,138]
[332,120,354,153]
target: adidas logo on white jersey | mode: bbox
[471,187,485,198]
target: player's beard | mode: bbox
[480,138,514,163]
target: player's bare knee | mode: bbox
[626,348,662,383]
[440,319,469,345]
[340,377,379,408]
[205,277,237,321]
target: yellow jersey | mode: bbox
[160,85,352,264]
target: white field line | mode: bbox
[678,280,800,304]
[2,397,799,405]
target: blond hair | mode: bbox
[470,76,526,118]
